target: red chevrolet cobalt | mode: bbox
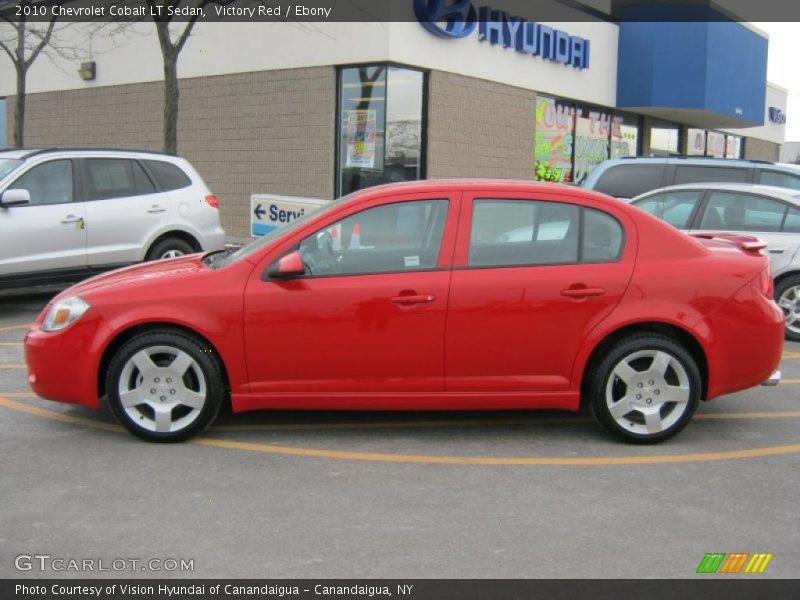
[25,180,783,443]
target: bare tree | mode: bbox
[0,1,83,148]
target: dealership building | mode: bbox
[0,1,788,238]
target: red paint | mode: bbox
[25,180,784,416]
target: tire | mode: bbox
[145,237,195,261]
[586,334,701,444]
[775,275,800,342]
[106,330,225,442]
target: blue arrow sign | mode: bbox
[253,204,266,220]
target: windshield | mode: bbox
[0,159,22,180]
[214,194,353,268]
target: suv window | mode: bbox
[298,200,448,277]
[673,165,748,185]
[85,159,154,201]
[698,191,787,232]
[758,169,800,191]
[632,190,704,229]
[593,164,666,198]
[11,160,73,205]
[144,160,192,191]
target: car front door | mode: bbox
[0,159,86,278]
[445,192,636,395]
[81,158,170,267]
[243,192,457,396]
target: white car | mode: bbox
[0,148,226,290]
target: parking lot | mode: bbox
[0,292,798,579]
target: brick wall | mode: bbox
[743,137,780,162]
[426,71,536,180]
[6,66,336,239]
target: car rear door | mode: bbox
[445,190,636,394]
[243,191,459,396]
[81,157,171,267]
[0,158,87,278]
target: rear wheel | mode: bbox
[106,330,224,442]
[775,275,800,342]
[587,335,700,443]
[146,237,195,261]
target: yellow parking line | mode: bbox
[781,379,800,384]
[0,342,23,347]
[782,352,800,358]
[0,364,25,369]
[0,323,32,333]
[2,394,800,466]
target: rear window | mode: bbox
[144,160,192,191]
[632,190,704,229]
[673,165,748,185]
[593,164,666,198]
[758,169,800,191]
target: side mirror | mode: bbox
[266,250,306,280]
[0,188,30,208]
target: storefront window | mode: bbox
[725,135,742,159]
[535,96,575,183]
[0,98,6,150]
[687,128,707,156]
[706,131,726,158]
[610,113,639,159]
[649,120,680,155]
[573,104,611,185]
[337,65,425,197]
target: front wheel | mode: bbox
[775,275,800,342]
[587,335,701,444]
[106,330,225,442]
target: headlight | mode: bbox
[42,296,91,332]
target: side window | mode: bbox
[469,200,580,267]
[632,190,703,229]
[85,159,139,201]
[699,192,787,232]
[783,207,800,233]
[132,161,156,195]
[758,170,800,191]
[144,160,192,191]
[10,160,73,205]
[593,164,666,198]
[298,200,448,277]
[673,165,748,185]
[583,208,624,262]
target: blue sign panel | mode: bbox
[414,0,590,69]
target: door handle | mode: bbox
[147,205,167,213]
[390,294,436,305]
[61,215,84,224]
[768,248,786,254]
[561,287,606,299]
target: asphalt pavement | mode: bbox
[0,293,798,579]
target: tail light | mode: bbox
[757,266,773,299]
[204,195,219,209]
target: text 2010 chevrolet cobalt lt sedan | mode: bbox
[25,180,784,443]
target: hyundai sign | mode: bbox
[413,0,590,69]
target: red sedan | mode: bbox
[24,180,783,443]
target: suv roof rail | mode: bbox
[22,147,177,159]
[619,155,775,165]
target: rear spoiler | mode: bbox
[689,232,767,253]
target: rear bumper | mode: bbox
[761,370,781,387]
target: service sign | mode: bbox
[250,194,330,237]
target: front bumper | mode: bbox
[761,370,781,387]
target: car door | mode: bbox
[81,157,170,267]
[243,192,458,395]
[691,190,799,274]
[0,158,87,277]
[445,191,635,393]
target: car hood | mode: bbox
[59,254,208,298]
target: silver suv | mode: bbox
[0,148,226,290]
[630,182,800,340]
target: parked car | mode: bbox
[630,182,800,341]
[25,180,783,444]
[0,148,226,290]
[582,156,800,200]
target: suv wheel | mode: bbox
[146,237,195,261]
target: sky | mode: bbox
[753,22,800,141]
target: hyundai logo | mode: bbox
[414,0,478,39]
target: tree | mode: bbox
[0,4,63,148]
